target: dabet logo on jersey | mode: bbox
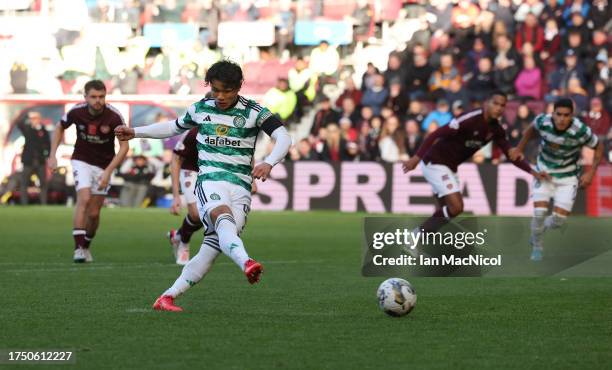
[204,136,241,147]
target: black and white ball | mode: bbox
[377,278,417,317]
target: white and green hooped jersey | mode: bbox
[175,96,273,192]
[533,114,598,178]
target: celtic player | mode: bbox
[510,98,604,261]
[115,60,292,311]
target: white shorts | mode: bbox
[420,161,461,198]
[532,176,578,212]
[71,160,110,195]
[179,170,197,205]
[194,180,251,236]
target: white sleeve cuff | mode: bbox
[264,126,292,167]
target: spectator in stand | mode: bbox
[515,12,545,53]
[10,61,28,94]
[562,0,590,26]
[405,100,427,128]
[309,40,340,79]
[422,99,453,131]
[378,115,407,163]
[540,0,564,24]
[515,54,543,100]
[361,62,380,92]
[428,53,461,100]
[514,0,544,22]
[351,0,374,41]
[566,77,589,115]
[561,30,590,65]
[465,37,492,75]
[585,97,611,142]
[404,48,432,100]
[317,124,354,162]
[295,138,316,161]
[490,0,515,35]
[119,155,156,208]
[336,77,363,108]
[565,11,591,47]
[591,0,611,30]
[429,31,456,70]
[450,0,480,53]
[356,120,379,161]
[383,53,407,88]
[592,79,612,117]
[404,119,424,157]
[548,50,586,99]
[493,34,521,95]
[263,78,298,123]
[446,78,469,109]
[427,0,453,34]
[540,18,561,67]
[356,105,374,129]
[310,96,339,137]
[338,97,361,126]
[339,117,358,142]
[386,80,409,121]
[451,100,466,118]
[288,57,314,120]
[18,111,50,205]
[467,57,496,102]
[361,73,388,116]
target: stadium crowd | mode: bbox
[1,0,611,205]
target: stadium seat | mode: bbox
[137,80,171,94]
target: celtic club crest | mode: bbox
[233,116,246,128]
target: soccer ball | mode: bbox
[377,278,417,317]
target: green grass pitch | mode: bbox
[1,207,611,369]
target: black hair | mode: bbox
[554,98,574,113]
[204,60,244,90]
[84,80,106,94]
[489,90,508,100]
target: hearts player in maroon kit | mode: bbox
[402,91,549,241]
[48,80,129,263]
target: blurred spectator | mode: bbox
[274,0,295,54]
[566,77,589,114]
[427,0,453,33]
[465,37,492,75]
[549,50,586,98]
[446,78,470,109]
[562,0,590,26]
[361,62,380,92]
[316,124,354,162]
[422,99,453,131]
[336,77,363,108]
[310,96,340,137]
[493,34,521,95]
[309,40,340,79]
[351,0,374,41]
[339,117,358,142]
[405,100,427,127]
[585,97,611,141]
[428,53,461,99]
[383,53,407,88]
[451,100,466,118]
[288,57,314,119]
[540,0,564,24]
[404,48,433,100]
[540,19,561,66]
[404,119,424,157]
[385,80,409,120]
[467,57,496,102]
[515,55,542,100]
[514,0,544,23]
[515,13,544,53]
[357,120,379,161]
[10,61,28,94]
[292,138,316,161]
[489,0,515,35]
[18,112,50,205]
[338,97,361,126]
[119,155,156,208]
[263,78,297,123]
[378,115,407,163]
[561,30,590,65]
[509,103,538,163]
[451,0,480,52]
[591,0,611,30]
[361,74,388,116]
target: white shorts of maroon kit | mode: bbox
[420,161,461,198]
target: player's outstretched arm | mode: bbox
[253,124,291,182]
[580,141,604,188]
[115,119,182,141]
[48,124,66,171]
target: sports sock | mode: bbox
[178,214,202,244]
[73,229,86,250]
[84,233,94,249]
[215,214,250,269]
[163,237,220,298]
[530,207,547,249]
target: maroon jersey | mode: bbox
[60,103,125,169]
[416,109,531,173]
[173,127,198,171]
